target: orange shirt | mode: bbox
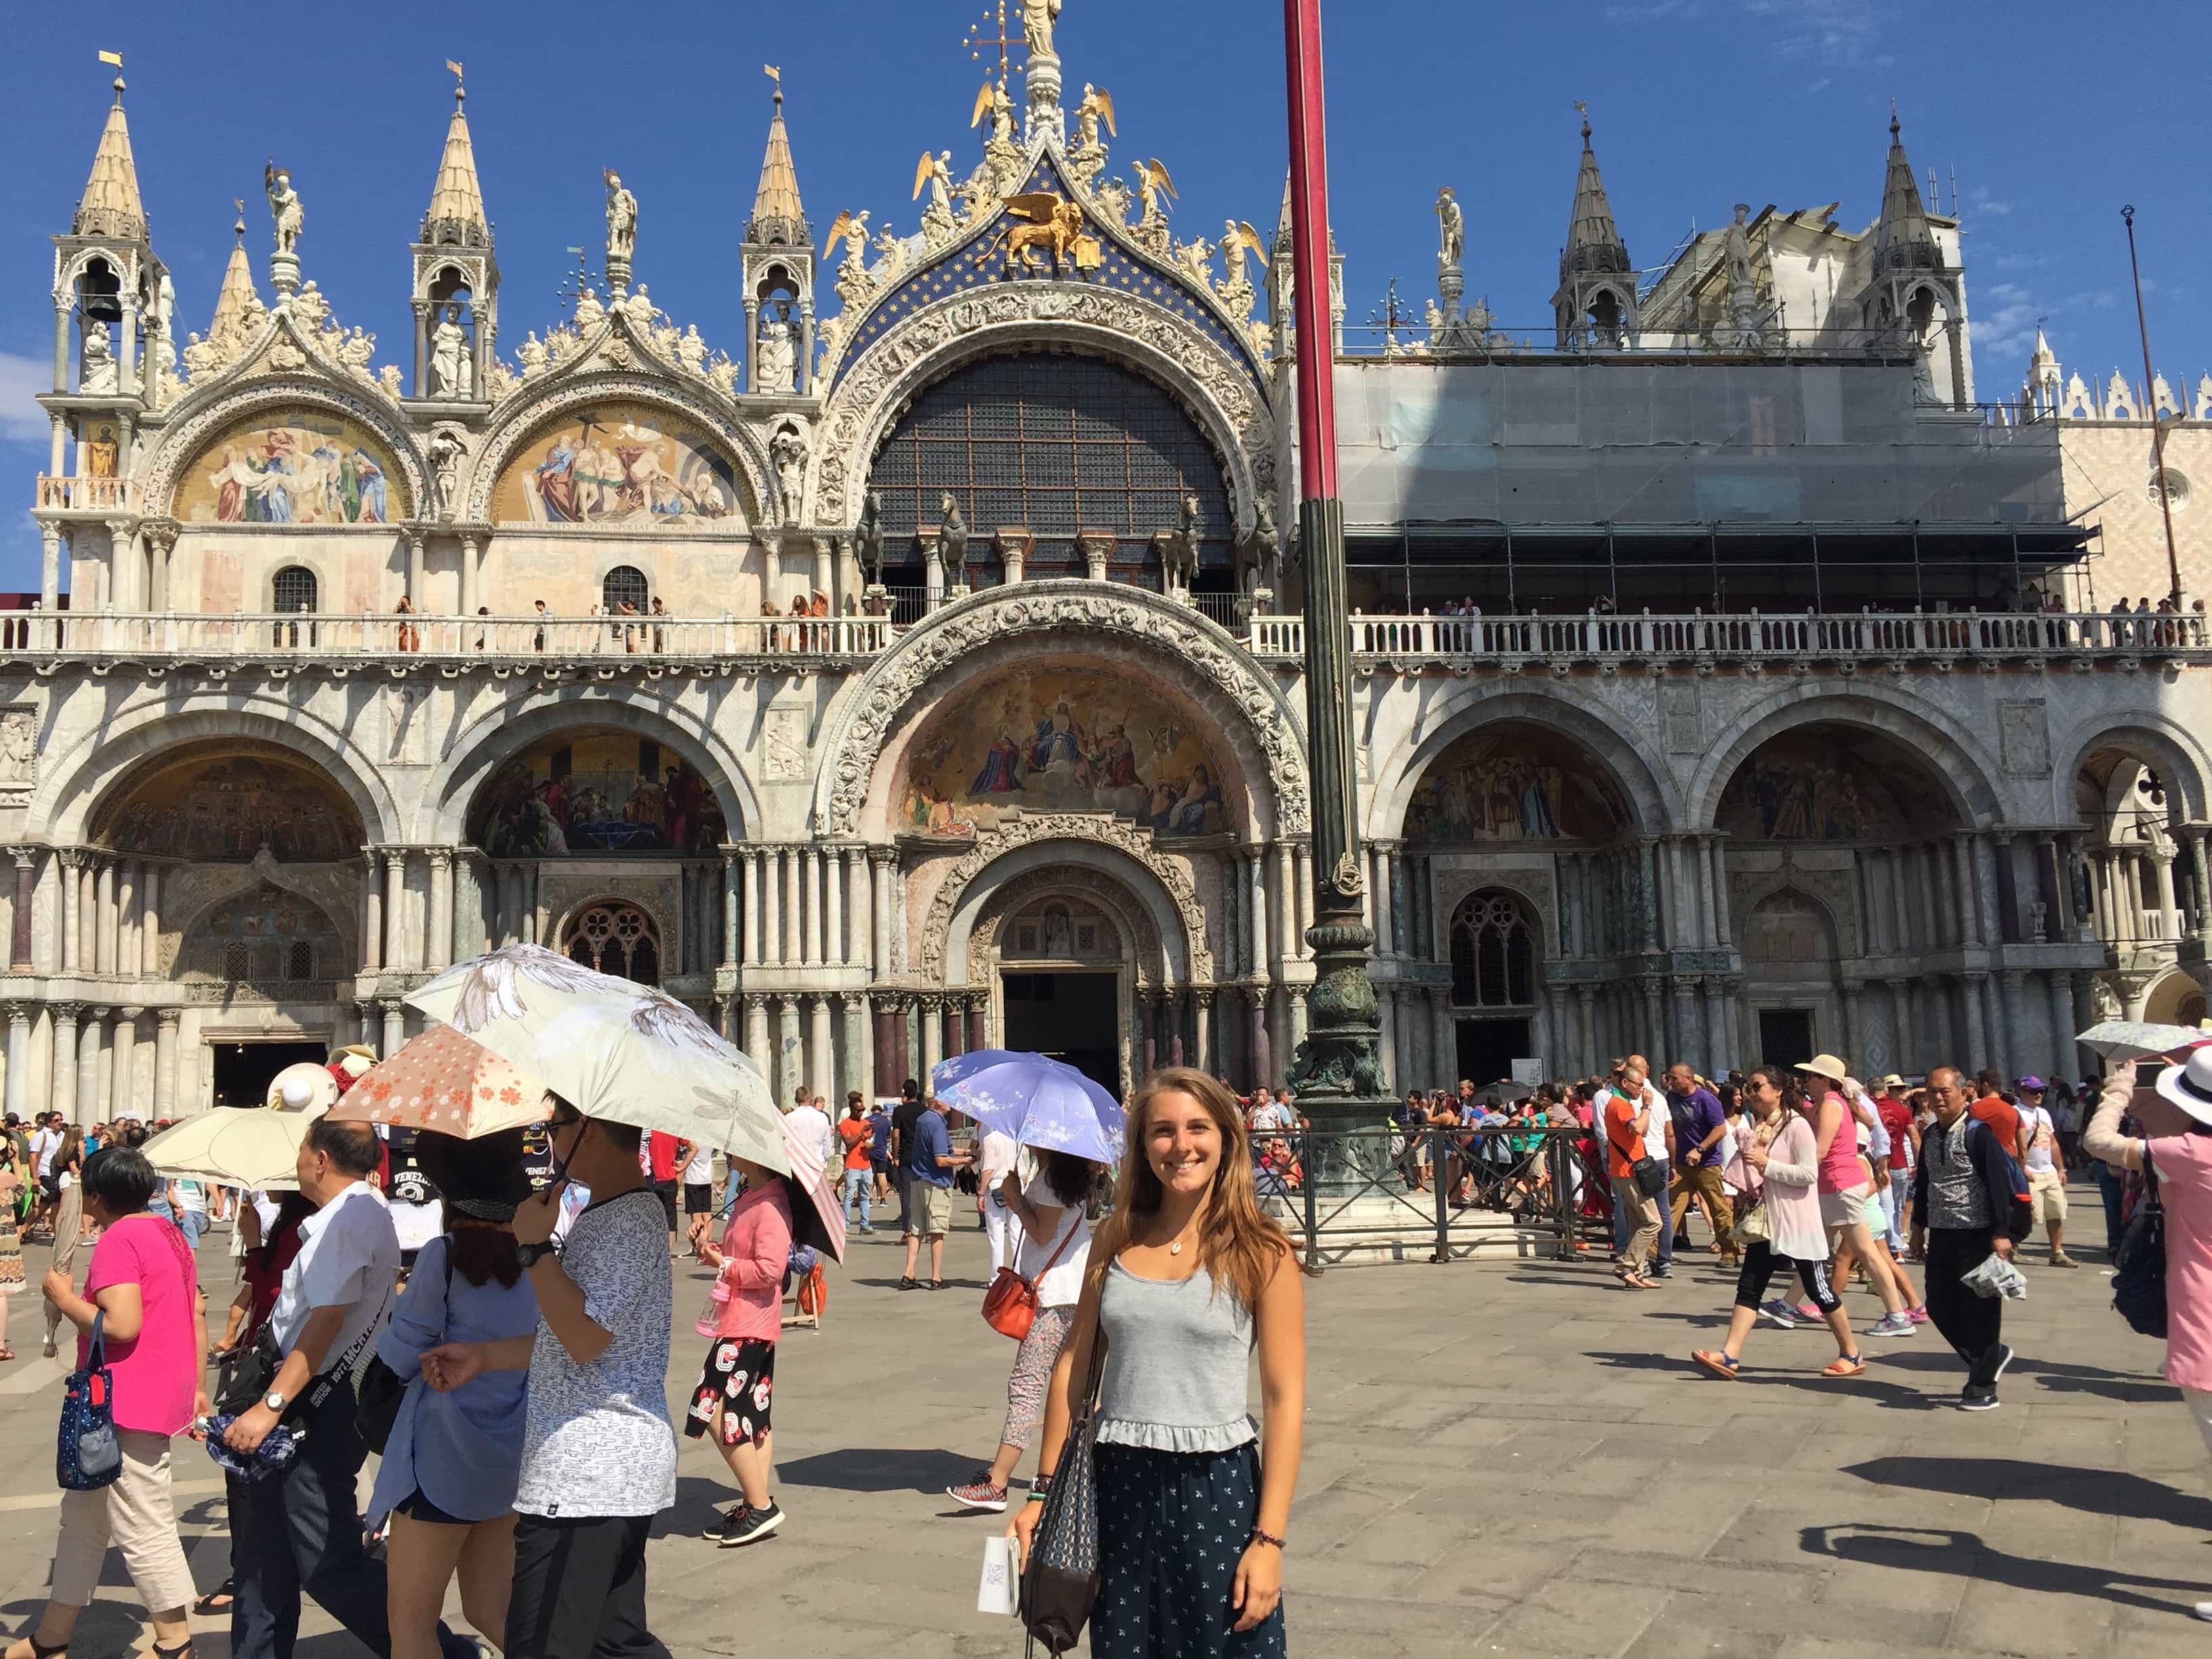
[838,1118,872,1172]
[1603,1093,1643,1181]
[1970,1096,2022,1155]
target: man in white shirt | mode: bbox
[787,1088,836,1174]
[977,1127,1022,1272]
[224,1118,476,1658]
[2015,1078,2078,1269]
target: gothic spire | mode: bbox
[422,74,491,248]
[74,75,146,241]
[1873,109,1940,272]
[745,78,806,247]
[1561,110,1629,279]
[208,209,261,338]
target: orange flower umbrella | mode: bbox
[327,1021,548,1139]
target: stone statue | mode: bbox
[871,224,909,285]
[939,491,970,586]
[1094,176,1132,226]
[1724,203,1755,291]
[264,160,304,254]
[1436,186,1463,265]
[914,150,956,243]
[517,331,550,380]
[428,303,474,399]
[78,320,119,394]
[1075,84,1116,150]
[855,489,886,584]
[291,279,331,335]
[678,324,708,375]
[152,270,177,377]
[1425,298,1445,349]
[603,170,637,261]
[573,285,606,329]
[620,282,660,334]
[756,300,798,393]
[377,363,404,398]
[771,424,808,520]
[987,83,1017,148]
[1021,0,1061,60]
[1160,489,1200,593]
[1233,498,1276,596]
[337,325,377,382]
[428,426,466,508]
[1175,237,1214,289]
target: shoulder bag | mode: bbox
[58,1308,123,1491]
[1605,1103,1668,1201]
[1021,1328,1107,1655]
[2112,1143,2168,1340]
[358,1252,453,1455]
[983,1212,1082,1342]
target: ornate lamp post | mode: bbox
[1282,0,1385,1132]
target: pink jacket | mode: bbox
[697,1183,792,1344]
[1758,1114,1828,1262]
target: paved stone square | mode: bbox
[0,1186,2203,1658]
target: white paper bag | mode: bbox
[976,1534,1021,1616]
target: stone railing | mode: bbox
[35,475,142,513]
[1247,610,2212,663]
[0,611,906,661]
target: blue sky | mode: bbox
[3,0,2206,590]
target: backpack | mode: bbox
[2111,1151,2168,1340]
[1969,1118,2034,1243]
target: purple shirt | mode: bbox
[1666,1085,1727,1164]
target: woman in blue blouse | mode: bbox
[368,1130,539,1659]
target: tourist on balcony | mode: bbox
[788,593,810,653]
[947,1147,1099,1514]
[762,599,782,651]
[1009,1070,1307,1656]
[394,595,420,653]
[531,598,548,653]
[649,596,668,653]
[616,599,642,654]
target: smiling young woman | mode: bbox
[1009,1067,1313,1658]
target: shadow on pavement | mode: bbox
[1584,1349,1940,1409]
[1841,1456,2212,1531]
[777,1445,979,1495]
[1801,1522,2205,1615]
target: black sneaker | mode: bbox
[718,1498,784,1547]
[1986,1343,2015,1389]
[1959,1389,2000,1412]
[703,1502,749,1540]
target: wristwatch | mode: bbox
[262,1389,288,1412]
[516,1241,558,1269]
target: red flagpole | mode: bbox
[1284,0,1337,500]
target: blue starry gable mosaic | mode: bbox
[829,150,1271,405]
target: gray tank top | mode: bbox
[1094,1261,1256,1453]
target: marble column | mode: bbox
[1386,844,1408,963]
[1840,980,1864,1074]
[1962,975,1990,1069]
[1246,848,1270,987]
[938,997,961,1063]
[426,849,454,971]
[453,851,485,963]
[1983,972,2011,1075]
[823,849,846,967]
[1286,985,1309,1059]
[1370,842,1399,956]
[760,849,785,966]
[720,853,742,968]
[1269,843,1292,968]
[153,1007,180,1117]
[1375,987,1396,1092]
[94,859,116,977]
[382,1000,405,1057]
[9,849,36,971]
[777,996,803,1101]
[871,849,897,979]
[919,994,943,1080]
[1246,988,1270,1090]
[744,994,772,1085]
[893,998,912,1090]
[781,847,802,965]
[77,1010,102,1124]
[115,861,140,981]
[1576,987,1597,1078]
[1950,838,1982,945]
[2152,851,2180,938]
[2047,970,2076,1080]
[58,853,82,974]
[800,850,821,968]
[1293,842,1315,958]
[1888,978,1917,1076]
[110,1008,139,1118]
[1702,978,1727,1078]
[383,851,409,970]
[1139,994,1158,1074]
[871,994,897,1096]
[2190,830,2212,940]
[809,994,834,1098]
[843,848,869,966]
[966,996,986,1056]
[1431,988,1456,1084]
[138,864,162,977]
[739,851,762,966]
[50,1005,79,1123]
[77,859,97,975]
[1,1005,26,1121]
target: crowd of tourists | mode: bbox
[1,1013,2209,1655]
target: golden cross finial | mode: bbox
[964,0,1021,87]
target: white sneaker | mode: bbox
[2192,1599,2212,1622]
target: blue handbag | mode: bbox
[58,1308,123,1491]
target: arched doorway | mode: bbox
[1448,888,1539,1084]
[558,899,661,985]
[1738,888,1841,1067]
[996,895,1126,1092]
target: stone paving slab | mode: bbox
[0,1181,2200,1657]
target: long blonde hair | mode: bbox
[1090,1067,1311,1310]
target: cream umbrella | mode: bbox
[405,943,786,1174]
[140,1109,312,1190]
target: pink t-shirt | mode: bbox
[2147,1132,2212,1393]
[695,1182,792,1345]
[80,1212,201,1436]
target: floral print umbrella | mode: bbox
[406,943,786,1175]
[325,1022,548,1139]
[2076,1020,2212,1062]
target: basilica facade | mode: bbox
[14,39,2212,1120]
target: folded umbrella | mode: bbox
[930,1049,1125,1165]
[2075,1021,2211,1063]
[406,943,786,1175]
[140,1109,310,1190]
[326,1022,548,1139]
[775,1107,846,1264]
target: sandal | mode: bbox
[1691,1350,1741,1380]
[149,1642,193,1659]
[8,1634,68,1658]
[191,1580,234,1616]
[898,1276,918,1290]
[1822,1353,1866,1378]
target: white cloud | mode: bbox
[1604,0,1706,17]
[1740,0,1899,68]
[1967,184,2011,218]
[0,354,49,446]
[1972,281,2121,371]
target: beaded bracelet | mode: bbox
[1249,1527,1286,1550]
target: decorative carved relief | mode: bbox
[1999,699,2051,777]
[918,813,1210,982]
[0,704,36,808]
[819,583,1308,839]
[762,707,808,783]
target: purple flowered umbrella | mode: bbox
[930,1049,1125,1164]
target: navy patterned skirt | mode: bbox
[1090,1441,1287,1658]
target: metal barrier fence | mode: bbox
[1252,1126,1603,1267]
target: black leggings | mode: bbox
[1732,1240,1841,1314]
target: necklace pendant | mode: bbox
[1168,1240,1183,1255]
